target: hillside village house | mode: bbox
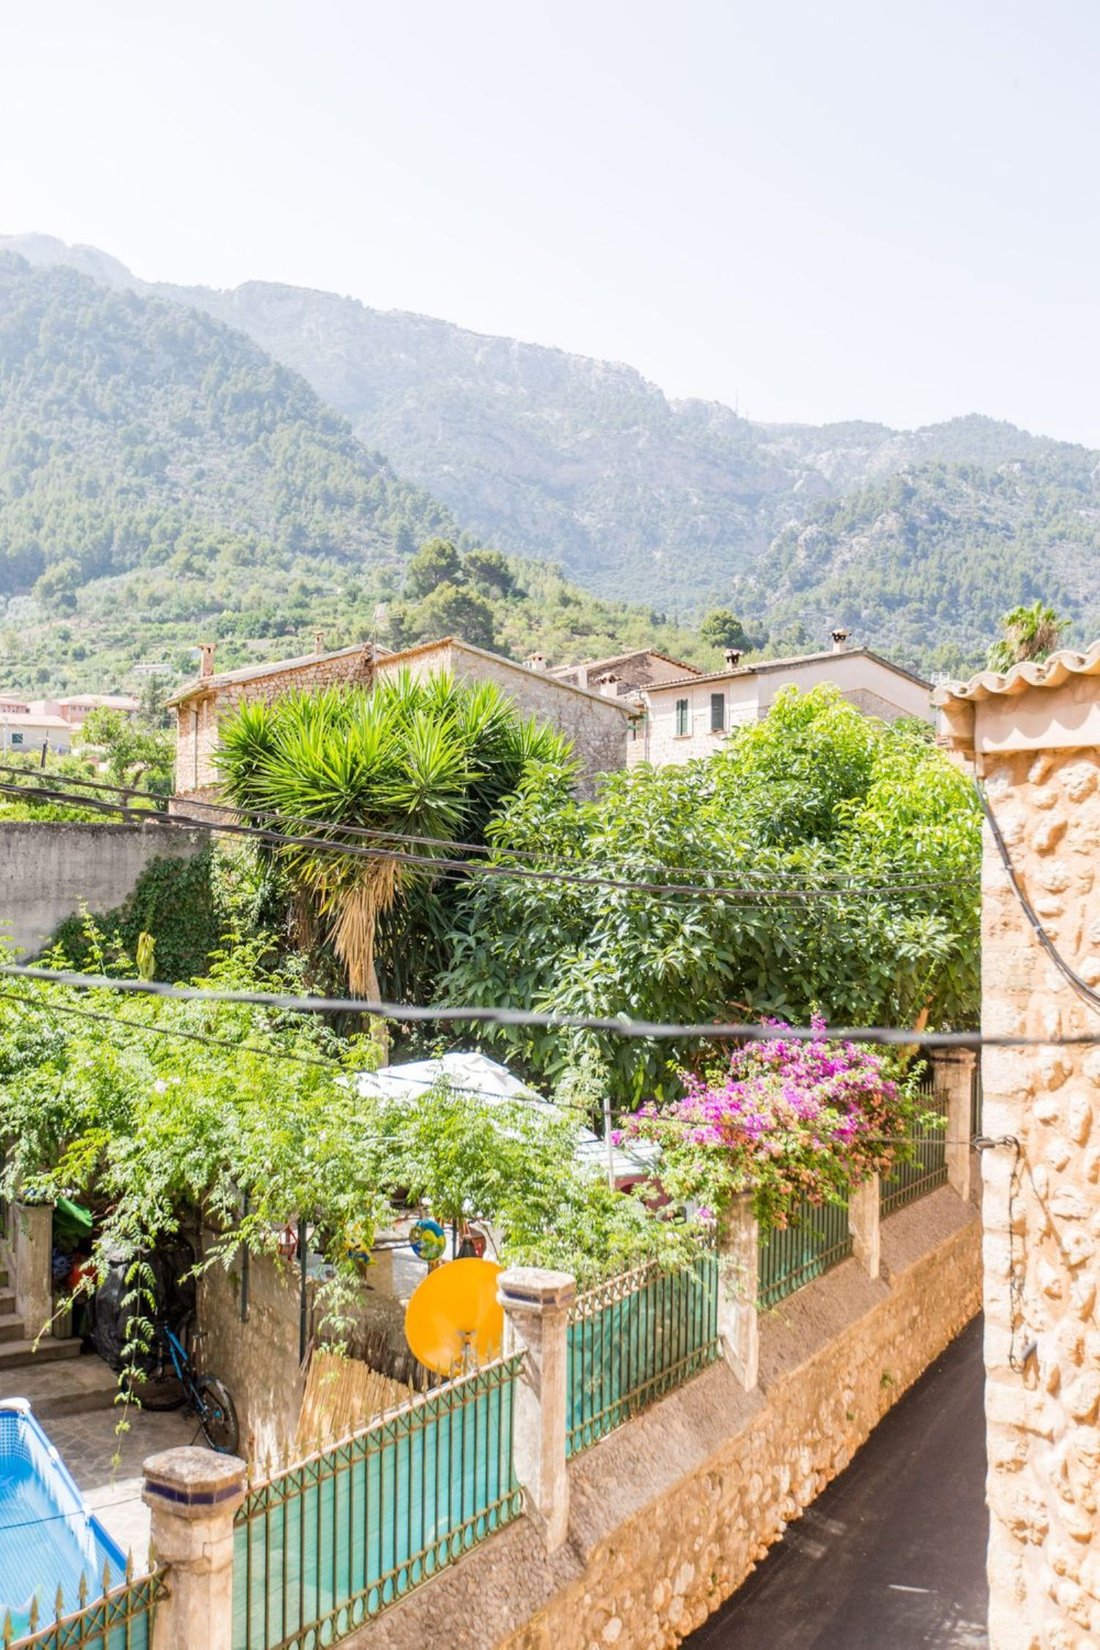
[628,630,932,766]
[547,647,702,697]
[170,635,638,801]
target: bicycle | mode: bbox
[128,1315,240,1455]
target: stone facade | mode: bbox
[634,646,933,768]
[172,636,636,800]
[373,638,637,788]
[338,1186,980,1650]
[197,1246,309,1465]
[936,644,1100,1650]
[171,644,379,798]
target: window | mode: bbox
[10,733,22,747]
[675,698,690,737]
[710,692,725,733]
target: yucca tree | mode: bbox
[217,671,573,999]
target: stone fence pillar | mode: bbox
[931,1048,976,1204]
[717,1195,759,1391]
[848,1176,881,1280]
[498,1267,575,1554]
[142,1447,246,1650]
[6,1199,53,1340]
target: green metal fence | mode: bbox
[7,1574,162,1650]
[232,1355,523,1650]
[880,1072,948,1217]
[757,1196,853,1309]
[566,1250,720,1459]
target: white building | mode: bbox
[630,632,932,767]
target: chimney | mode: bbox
[524,652,549,672]
[831,628,850,653]
[597,672,620,698]
[724,648,743,669]
[314,630,326,655]
[198,643,216,679]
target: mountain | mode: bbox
[0,252,701,694]
[4,234,1100,675]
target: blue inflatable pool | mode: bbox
[0,1399,126,1634]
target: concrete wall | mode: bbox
[342,1184,981,1650]
[0,821,208,958]
[198,1248,309,1465]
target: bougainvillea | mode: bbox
[619,1019,921,1228]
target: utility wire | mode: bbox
[0,762,971,887]
[0,961,1077,1047]
[0,775,970,904]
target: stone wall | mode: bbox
[341,1184,981,1650]
[197,1246,309,1464]
[978,743,1100,1650]
[175,647,376,795]
[0,821,207,958]
[374,641,634,789]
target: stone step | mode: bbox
[0,1292,17,1318]
[0,1314,25,1345]
[0,1352,120,1418]
[0,1337,83,1370]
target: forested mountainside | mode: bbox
[0,254,701,694]
[4,234,1100,676]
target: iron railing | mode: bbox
[566,1250,720,1459]
[880,1072,948,1216]
[971,1064,983,1141]
[7,1572,163,1650]
[232,1354,523,1650]
[757,1196,852,1309]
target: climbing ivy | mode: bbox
[50,845,219,982]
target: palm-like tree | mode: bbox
[217,671,573,999]
[986,601,1069,673]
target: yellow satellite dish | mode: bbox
[404,1258,504,1376]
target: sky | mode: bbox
[3,0,1100,443]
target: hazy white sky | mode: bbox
[3,0,1099,442]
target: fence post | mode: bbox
[717,1194,759,1392]
[497,1266,575,1554]
[848,1175,881,1279]
[932,1048,976,1203]
[6,1199,53,1340]
[142,1446,246,1650]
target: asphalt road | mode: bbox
[684,1316,989,1649]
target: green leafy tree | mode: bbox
[80,707,174,797]
[217,672,573,997]
[404,538,464,601]
[411,582,497,650]
[440,686,980,1103]
[986,601,1070,671]
[698,608,751,653]
[464,549,515,599]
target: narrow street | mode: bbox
[685,1316,988,1650]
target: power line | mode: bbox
[0,962,1077,1047]
[0,775,970,905]
[0,761,970,887]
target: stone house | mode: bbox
[934,641,1100,1650]
[548,647,702,698]
[631,632,933,767]
[170,635,638,802]
[169,640,386,801]
[372,637,638,783]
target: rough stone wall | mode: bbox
[980,744,1100,1650]
[175,649,375,795]
[341,1185,981,1650]
[0,822,207,957]
[198,1247,310,1464]
[374,643,634,788]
